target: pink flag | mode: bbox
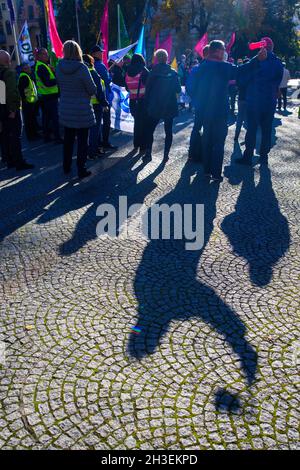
[47,0,63,58]
[195,33,208,58]
[160,34,173,61]
[100,0,109,67]
[226,32,236,55]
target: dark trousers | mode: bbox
[278,87,287,110]
[102,106,111,146]
[130,98,147,150]
[89,104,103,156]
[202,115,228,178]
[147,117,173,157]
[63,127,89,175]
[229,86,237,114]
[1,110,24,167]
[189,110,203,161]
[243,106,275,160]
[22,102,39,140]
[41,97,60,140]
[235,100,247,138]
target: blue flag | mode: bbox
[135,25,146,59]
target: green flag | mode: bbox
[117,4,130,51]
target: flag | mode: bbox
[100,0,109,67]
[7,0,15,24]
[195,33,208,58]
[117,4,130,50]
[153,32,160,63]
[45,0,63,58]
[109,42,137,62]
[135,25,146,59]
[171,56,178,71]
[160,34,173,60]
[226,32,236,55]
[18,21,34,66]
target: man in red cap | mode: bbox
[236,36,283,166]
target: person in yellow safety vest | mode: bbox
[82,54,109,159]
[18,63,40,141]
[34,48,62,144]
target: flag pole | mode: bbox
[117,4,121,50]
[12,21,20,65]
[75,0,81,46]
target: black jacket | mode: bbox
[145,63,181,120]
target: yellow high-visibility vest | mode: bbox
[18,72,38,104]
[35,61,58,96]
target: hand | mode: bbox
[8,111,16,119]
[257,47,267,61]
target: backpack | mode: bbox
[0,69,7,121]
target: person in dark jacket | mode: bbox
[125,53,149,153]
[0,50,34,170]
[18,62,40,141]
[236,37,283,165]
[56,41,96,179]
[83,54,109,159]
[91,45,117,150]
[34,48,62,143]
[144,49,181,162]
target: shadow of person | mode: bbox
[128,163,258,410]
[222,165,290,287]
[57,156,168,256]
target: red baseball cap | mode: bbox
[261,37,274,50]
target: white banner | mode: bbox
[108,42,137,63]
[110,84,134,134]
[18,21,34,66]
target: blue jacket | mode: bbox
[94,59,113,104]
[239,53,283,110]
[56,59,96,128]
[187,60,234,117]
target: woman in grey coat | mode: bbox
[56,40,96,179]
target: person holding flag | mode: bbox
[18,62,39,141]
[34,48,62,143]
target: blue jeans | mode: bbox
[89,104,103,156]
[202,114,228,178]
[243,105,275,160]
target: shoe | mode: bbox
[204,172,211,178]
[235,157,251,165]
[44,137,52,143]
[97,147,105,156]
[103,143,118,150]
[54,138,64,145]
[87,154,97,160]
[16,161,34,170]
[78,169,91,179]
[142,152,152,162]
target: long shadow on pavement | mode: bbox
[128,162,258,412]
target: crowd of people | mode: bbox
[0,35,293,182]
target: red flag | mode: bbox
[100,0,109,67]
[195,33,208,58]
[226,32,236,55]
[47,0,63,57]
[160,34,173,61]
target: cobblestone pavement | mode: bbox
[0,98,299,450]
